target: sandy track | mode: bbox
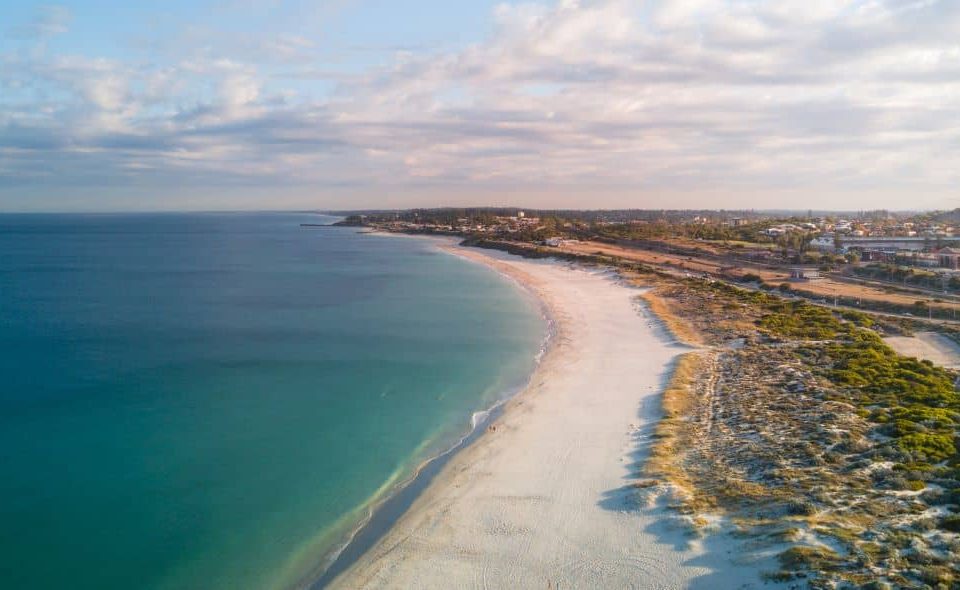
[884,331,960,369]
[327,244,772,589]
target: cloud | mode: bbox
[2,0,959,210]
[323,0,960,200]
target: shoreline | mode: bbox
[303,234,558,589]
[324,239,778,589]
[309,401,508,589]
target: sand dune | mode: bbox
[328,244,774,589]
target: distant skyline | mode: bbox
[2,0,959,212]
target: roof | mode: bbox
[938,247,960,255]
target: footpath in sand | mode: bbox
[329,244,773,589]
[884,331,960,369]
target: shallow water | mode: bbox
[0,212,545,590]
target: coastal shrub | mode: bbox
[897,433,956,462]
[892,462,934,476]
[759,307,843,339]
[817,525,859,547]
[941,515,960,532]
[763,571,796,583]
[839,309,874,328]
[919,488,949,505]
[825,338,959,411]
[875,444,912,463]
[891,407,959,428]
[885,530,918,550]
[917,565,955,586]
[785,499,818,516]
[884,476,910,490]
[778,546,842,571]
[911,517,936,532]
[905,480,926,491]
[834,436,872,454]
[887,419,924,437]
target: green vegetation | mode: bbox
[897,434,956,462]
[697,280,959,498]
[758,300,852,339]
[826,336,958,408]
[630,270,960,588]
[593,218,776,244]
[474,233,960,587]
[778,546,842,571]
[753,297,959,470]
[941,515,960,532]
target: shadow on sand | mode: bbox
[596,300,786,589]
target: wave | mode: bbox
[303,286,557,590]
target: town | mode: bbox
[336,208,958,265]
[333,208,960,318]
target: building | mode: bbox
[860,249,898,263]
[789,267,821,281]
[914,253,940,268]
[939,247,960,270]
[810,235,838,252]
[842,236,949,252]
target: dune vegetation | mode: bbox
[638,276,960,588]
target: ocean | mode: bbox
[0,213,546,590]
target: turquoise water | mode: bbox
[0,213,545,590]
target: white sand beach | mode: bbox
[328,243,772,589]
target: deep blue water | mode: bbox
[0,213,545,590]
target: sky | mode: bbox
[1,0,959,212]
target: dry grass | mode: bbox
[646,351,712,511]
[637,289,705,346]
[561,240,725,275]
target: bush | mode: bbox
[897,433,956,462]
[918,565,954,585]
[905,480,926,491]
[941,515,960,532]
[785,499,818,516]
[779,546,841,570]
[920,488,949,505]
